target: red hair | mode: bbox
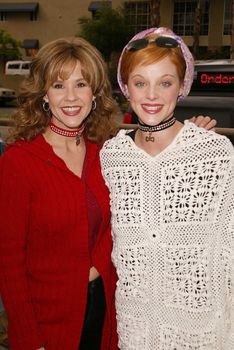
[120,34,186,86]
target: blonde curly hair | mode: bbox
[8,37,119,144]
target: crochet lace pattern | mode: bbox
[100,121,234,350]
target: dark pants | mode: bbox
[79,276,106,350]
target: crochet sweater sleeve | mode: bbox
[218,151,234,349]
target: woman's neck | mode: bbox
[43,126,85,152]
[135,120,183,156]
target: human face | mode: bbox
[125,56,182,126]
[44,61,94,129]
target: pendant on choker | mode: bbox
[145,132,155,142]
[49,121,85,145]
[138,115,176,142]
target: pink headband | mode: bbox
[117,27,194,101]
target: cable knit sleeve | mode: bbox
[0,150,46,350]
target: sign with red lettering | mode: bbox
[196,71,234,91]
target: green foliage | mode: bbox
[78,6,134,62]
[0,28,21,61]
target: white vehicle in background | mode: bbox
[5,60,31,75]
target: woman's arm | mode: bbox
[0,152,46,350]
[223,156,234,349]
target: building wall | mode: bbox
[0,0,92,90]
[112,0,230,49]
[208,0,225,48]
[0,0,231,91]
[0,0,91,50]
[0,0,230,55]
[160,0,174,28]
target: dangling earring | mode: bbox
[43,101,50,112]
[92,99,97,111]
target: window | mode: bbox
[88,1,111,18]
[22,39,39,57]
[173,0,209,36]
[7,63,20,69]
[125,1,150,34]
[0,2,39,21]
[21,62,31,70]
[223,0,232,35]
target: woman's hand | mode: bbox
[189,115,217,131]
[37,348,45,350]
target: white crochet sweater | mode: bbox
[100,121,234,350]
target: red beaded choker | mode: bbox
[49,121,85,145]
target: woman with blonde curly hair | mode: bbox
[0,37,118,350]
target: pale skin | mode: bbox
[125,56,216,156]
[37,59,215,350]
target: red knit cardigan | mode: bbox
[0,135,118,350]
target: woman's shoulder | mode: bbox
[0,140,30,179]
[0,135,50,171]
[1,139,28,159]
[102,129,132,151]
[3,135,40,155]
[182,120,233,151]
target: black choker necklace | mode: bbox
[49,121,85,145]
[138,115,176,142]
